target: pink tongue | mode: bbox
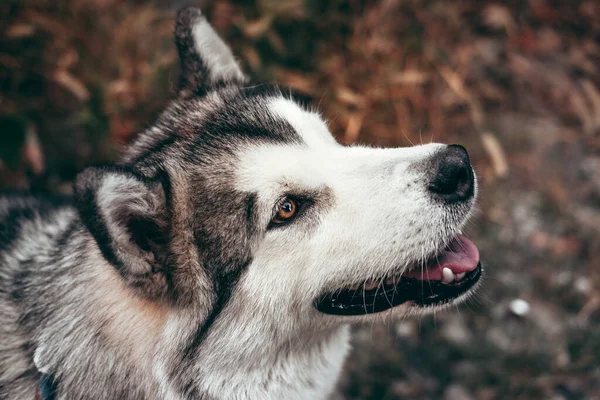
[402,234,479,281]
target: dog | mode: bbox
[0,7,482,399]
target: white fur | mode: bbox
[33,346,49,375]
[153,361,183,400]
[195,325,351,399]
[192,20,245,84]
[268,98,337,148]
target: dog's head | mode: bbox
[74,7,481,329]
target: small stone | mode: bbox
[395,321,416,339]
[574,277,592,295]
[441,318,472,344]
[509,298,530,317]
[487,327,512,351]
[444,384,475,400]
[391,381,417,397]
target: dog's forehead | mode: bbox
[226,94,344,193]
[209,89,335,149]
[265,97,337,148]
[123,88,320,168]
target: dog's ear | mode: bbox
[74,167,170,299]
[175,6,246,95]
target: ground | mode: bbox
[1,0,599,398]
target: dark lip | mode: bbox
[314,262,482,316]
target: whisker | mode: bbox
[402,130,415,146]
[363,281,368,315]
[381,277,394,309]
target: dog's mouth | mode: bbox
[315,234,481,316]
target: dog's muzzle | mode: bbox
[314,234,482,316]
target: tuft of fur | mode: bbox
[0,7,478,399]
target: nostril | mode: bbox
[428,144,474,203]
[428,163,467,195]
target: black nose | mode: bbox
[428,144,474,203]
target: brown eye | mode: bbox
[273,198,297,224]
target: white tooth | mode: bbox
[442,267,455,284]
[455,272,466,281]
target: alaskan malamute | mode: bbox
[0,7,481,399]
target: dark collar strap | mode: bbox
[35,374,57,400]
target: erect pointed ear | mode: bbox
[175,6,246,95]
[74,166,171,299]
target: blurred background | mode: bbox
[1,0,599,398]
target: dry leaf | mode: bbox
[481,131,509,178]
[344,113,364,144]
[483,5,516,36]
[274,70,315,95]
[390,70,429,85]
[6,24,36,38]
[23,125,45,175]
[335,87,364,107]
[243,15,273,39]
[242,47,262,71]
[53,69,90,101]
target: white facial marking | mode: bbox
[231,97,478,325]
[268,97,338,147]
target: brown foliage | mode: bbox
[1,1,599,398]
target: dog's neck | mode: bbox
[152,301,351,399]
[195,323,350,399]
[33,226,351,399]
